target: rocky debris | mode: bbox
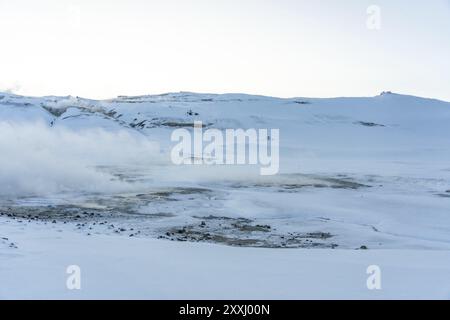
[0,180,344,249]
[230,174,369,192]
[355,121,385,127]
[1,202,340,249]
[130,119,147,129]
[1,236,18,249]
[141,118,214,129]
[436,193,450,198]
[231,223,271,233]
[293,100,311,105]
[161,217,337,249]
[186,109,199,116]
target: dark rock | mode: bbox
[356,121,385,127]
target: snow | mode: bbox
[1,219,450,300]
[1,91,450,299]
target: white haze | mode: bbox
[0,121,164,197]
[0,121,270,198]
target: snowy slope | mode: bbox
[1,91,450,299]
[3,90,450,170]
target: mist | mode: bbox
[0,121,164,197]
[0,120,294,199]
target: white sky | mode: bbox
[0,0,449,100]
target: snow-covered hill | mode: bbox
[3,91,450,170]
[1,91,450,299]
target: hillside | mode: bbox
[1,91,450,298]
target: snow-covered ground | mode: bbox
[1,91,450,299]
[2,219,450,300]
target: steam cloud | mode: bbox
[0,121,163,197]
